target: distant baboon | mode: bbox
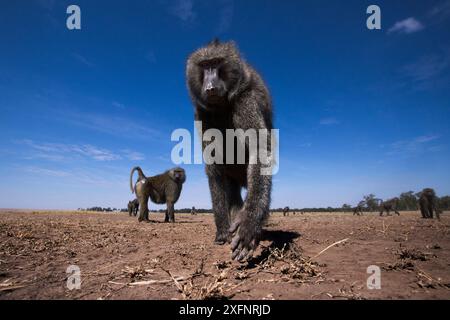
[130,167,186,223]
[353,201,365,216]
[283,206,290,217]
[353,206,364,216]
[127,199,139,217]
[379,198,400,216]
[419,188,440,220]
[186,40,274,262]
[191,206,197,215]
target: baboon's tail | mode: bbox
[130,166,146,194]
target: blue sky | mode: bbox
[1,0,449,210]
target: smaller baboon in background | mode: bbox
[353,201,365,216]
[191,206,197,215]
[130,167,186,223]
[127,199,139,217]
[379,198,400,216]
[419,188,440,220]
[353,206,363,216]
[283,206,290,217]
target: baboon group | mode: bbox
[349,189,441,220]
[123,40,442,263]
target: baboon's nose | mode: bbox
[206,87,218,96]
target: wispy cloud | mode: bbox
[18,139,122,161]
[299,142,312,148]
[170,0,196,23]
[402,53,450,82]
[24,166,71,178]
[319,117,339,125]
[216,0,234,34]
[388,17,424,35]
[112,101,125,109]
[22,165,127,187]
[428,0,450,23]
[57,111,162,140]
[71,53,95,67]
[121,149,145,161]
[35,0,56,10]
[384,134,441,156]
[145,51,157,64]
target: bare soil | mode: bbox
[1,210,449,300]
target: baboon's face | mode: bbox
[170,168,186,184]
[199,58,227,103]
[423,188,435,198]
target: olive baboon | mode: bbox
[353,201,365,216]
[127,199,139,217]
[353,206,363,216]
[379,198,400,216]
[186,40,274,262]
[419,188,440,220]
[191,206,197,215]
[130,167,186,223]
[283,206,290,217]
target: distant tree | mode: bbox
[342,204,352,212]
[363,194,379,212]
[398,191,418,210]
[438,196,450,211]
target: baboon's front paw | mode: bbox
[214,232,230,245]
[229,211,260,262]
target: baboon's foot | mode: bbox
[214,232,230,245]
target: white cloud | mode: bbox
[18,140,122,162]
[60,111,162,140]
[319,117,339,125]
[216,0,234,34]
[385,135,441,156]
[112,101,125,109]
[170,0,196,23]
[71,53,95,67]
[402,54,450,82]
[388,17,424,34]
[122,149,145,161]
[428,0,450,23]
[24,166,71,178]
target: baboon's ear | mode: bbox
[209,38,220,46]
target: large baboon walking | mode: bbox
[419,188,440,220]
[186,40,274,262]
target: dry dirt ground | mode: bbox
[1,210,449,300]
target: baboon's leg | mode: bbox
[435,209,441,220]
[208,168,242,244]
[379,210,384,217]
[166,202,175,223]
[137,196,149,222]
[164,209,169,222]
[395,210,400,216]
[428,204,434,219]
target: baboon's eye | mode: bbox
[218,67,227,81]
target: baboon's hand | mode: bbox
[229,210,260,262]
